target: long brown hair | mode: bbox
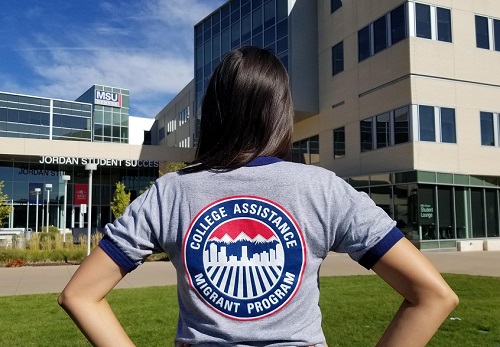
[183,46,293,172]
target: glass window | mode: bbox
[276,18,287,40]
[494,19,500,51]
[204,39,211,62]
[358,25,371,61]
[394,106,409,144]
[29,111,40,125]
[264,0,276,29]
[221,4,230,18]
[308,135,319,164]
[415,3,431,39]
[7,108,18,123]
[394,184,417,239]
[39,113,49,126]
[252,6,263,35]
[331,0,342,13]
[277,37,287,54]
[373,15,388,53]
[231,22,240,48]
[332,41,344,75]
[333,127,345,158]
[241,1,251,17]
[276,0,287,22]
[440,107,456,143]
[212,33,221,59]
[485,189,499,237]
[103,125,112,137]
[436,7,452,42]
[264,25,275,47]
[0,108,7,122]
[221,28,230,55]
[376,112,390,148]
[391,5,406,44]
[475,15,490,49]
[438,186,454,239]
[241,15,251,42]
[455,187,470,238]
[471,188,486,238]
[252,32,263,47]
[289,135,319,164]
[18,110,29,124]
[360,118,373,152]
[419,185,437,240]
[480,112,495,146]
[419,105,435,141]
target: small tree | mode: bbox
[0,181,12,227]
[110,181,131,219]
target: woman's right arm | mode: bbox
[371,238,459,347]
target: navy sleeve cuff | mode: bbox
[358,227,405,270]
[99,235,138,273]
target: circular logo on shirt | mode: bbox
[183,196,306,321]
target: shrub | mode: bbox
[6,258,26,267]
[40,225,60,234]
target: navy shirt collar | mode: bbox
[245,156,283,167]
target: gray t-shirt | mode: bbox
[100,158,402,346]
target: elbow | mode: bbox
[58,289,78,312]
[427,285,459,315]
[445,290,459,312]
[58,291,69,310]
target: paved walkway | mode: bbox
[0,250,499,297]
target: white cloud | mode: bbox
[2,0,227,117]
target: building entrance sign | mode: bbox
[38,156,159,168]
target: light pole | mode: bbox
[45,184,52,232]
[85,164,97,256]
[62,175,71,245]
[34,188,41,233]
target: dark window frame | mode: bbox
[332,41,344,76]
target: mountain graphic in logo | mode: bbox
[204,219,284,299]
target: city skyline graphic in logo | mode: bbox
[183,196,306,321]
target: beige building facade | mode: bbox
[295,0,500,248]
[154,0,500,249]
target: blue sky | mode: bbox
[0,0,227,118]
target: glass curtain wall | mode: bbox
[347,172,500,249]
[0,159,157,231]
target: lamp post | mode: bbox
[62,175,71,245]
[45,184,52,232]
[85,164,97,256]
[34,188,41,233]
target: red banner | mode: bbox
[74,184,88,204]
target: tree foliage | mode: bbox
[0,181,12,227]
[110,181,131,219]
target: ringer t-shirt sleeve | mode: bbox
[99,235,138,272]
[328,178,404,269]
[99,182,164,272]
[358,227,404,269]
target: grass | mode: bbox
[0,274,498,346]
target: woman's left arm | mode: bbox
[58,246,135,347]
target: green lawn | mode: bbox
[0,274,498,346]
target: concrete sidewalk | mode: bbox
[1,250,499,297]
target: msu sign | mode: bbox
[94,90,122,107]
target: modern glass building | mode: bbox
[0,86,191,232]
[0,92,92,141]
[76,85,130,143]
